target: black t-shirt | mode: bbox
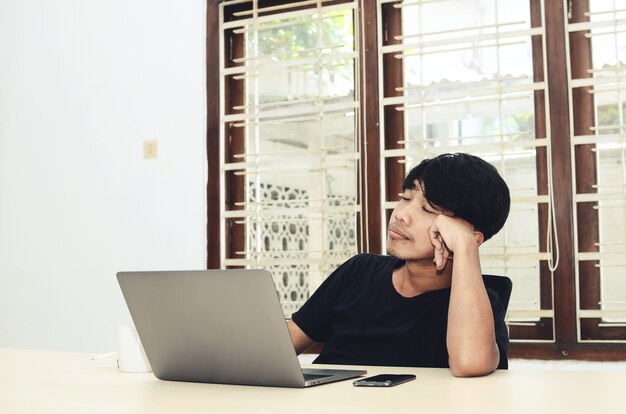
[291,253,509,369]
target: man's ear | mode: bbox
[473,231,485,247]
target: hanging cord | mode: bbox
[545,129,560,273]
[541,0,559,274]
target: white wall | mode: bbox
[0,0,207,353]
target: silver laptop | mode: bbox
[116,269,366,387]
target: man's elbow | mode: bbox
[449,351,499,377]
[450,362,496,377]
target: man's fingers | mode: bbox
[430,230,449,270]
[436,242,451,270]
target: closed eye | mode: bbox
[422,207,436,214]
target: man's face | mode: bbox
[386,181,447,261]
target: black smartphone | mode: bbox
[353,374,416,387]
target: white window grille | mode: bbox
[377,0,556,335]
[219,0,360,315]
[567,0,626,339]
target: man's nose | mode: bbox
[394,202,411,224]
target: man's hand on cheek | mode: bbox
[428,216,478,270]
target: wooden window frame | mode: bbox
[207,0,626,360]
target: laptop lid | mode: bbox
[116,269,365,387]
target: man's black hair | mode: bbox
[402,153,510,241]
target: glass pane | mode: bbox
[382,0,548,333]
[597,149,626,321]
[222,2,359,315]
[572,0,626,334]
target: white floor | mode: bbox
[298,354,626,371]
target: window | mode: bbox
[568,0,626,344]
[209,0,626,359]
[217,0,361,315]
[378,0,554,346]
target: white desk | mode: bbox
[1,348,624,413]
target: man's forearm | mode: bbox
[446,246,499,377]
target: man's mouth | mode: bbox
[388,225,409,240]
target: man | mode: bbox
[287,153,511,377]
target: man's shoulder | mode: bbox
[345,253,398,268]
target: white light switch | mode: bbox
[143,140,159,159]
